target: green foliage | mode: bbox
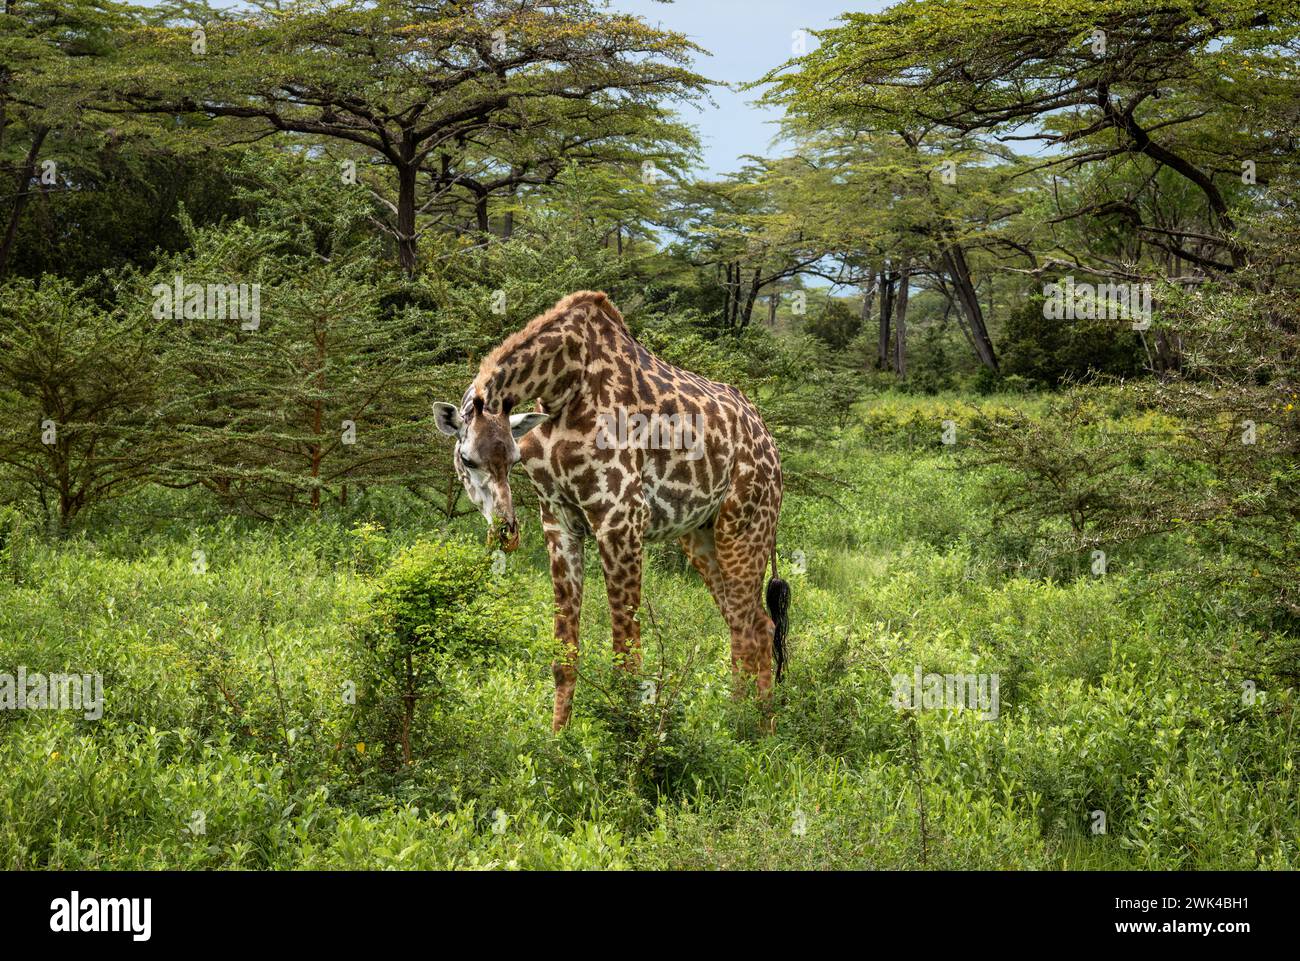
[969,255,1300,628]
[902,323,958,395]
[0,504,26,582]
[98,0,707,272]
[361,538,506,653]
[6,146,244,282]
[804,298,862,351]
[0,0,141,278]
[963,389,1189,561]
[3,401,1296,870]
[0,275,171,531]
[418,177,629,363]
[1000,295,1144,387]
[348,537,520,767]
[144,152,442,514]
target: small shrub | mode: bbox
[350,538,518,766]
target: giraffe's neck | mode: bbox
[475,298,628,412]
[474,332,577,413]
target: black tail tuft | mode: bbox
[766,576,791,683]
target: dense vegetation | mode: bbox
[2,392,1296,869]
[1,0,1296,869]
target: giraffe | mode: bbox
[434,290,789,731]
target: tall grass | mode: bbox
[1,393,1295,869]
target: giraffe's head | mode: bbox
[433,392,548,552]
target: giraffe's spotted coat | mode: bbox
[441,291,785,731]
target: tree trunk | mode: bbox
[768,291,778,327]
[310,404,322,511]
[947,287,980,357]
[722,263,734,327]
[310,325,325,510]
[942,245,998,371]
[877,270,896,371]
[726,263,744,329]
[395,160,418,275]
[894,263,911,379]
[740,267,762,328]
[860,271,878,329]
[0,126,48,278]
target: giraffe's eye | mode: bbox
[461,453,481,471]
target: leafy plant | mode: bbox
[350,538,518,766]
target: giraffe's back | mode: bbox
[609,341,779,541]
[516,299,780,543]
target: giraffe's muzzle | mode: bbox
[490,516,520,553]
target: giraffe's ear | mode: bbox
[433,402,463,437]
[509,411,549,438]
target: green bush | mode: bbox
[903,324,957,395]
[362,538,505,648]
[0,505,26,583]
[804,298,861,351]
[349,538,520,767]
[999,294,1144,387]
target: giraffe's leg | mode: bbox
[679,527,726,613]
[544,518,584,732]
[683,525,767,704]
[596,526,644,673]
[713,482,781,712]
[714,527,772,701]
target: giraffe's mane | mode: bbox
[477,290,628,383]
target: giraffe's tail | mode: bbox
[766,547,790,683]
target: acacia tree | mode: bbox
[745,122,1018,370]
[102,0,708,273]
[152,154,443,514]
[0,276,171,532]
[0,0,131,276]
[680,163,851,331]
[764,0,1300,279]
[411,98,699,242]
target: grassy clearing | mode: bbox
[1,393,1296,869]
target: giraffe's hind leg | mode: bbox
[682,525,773,695]
[680,527,726,613]
[712,524,775,705]
[711,468,782,721]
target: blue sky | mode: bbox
[612,1,891,176]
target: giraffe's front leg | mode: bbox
[544,519,585,732]
[596,522,644,674]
